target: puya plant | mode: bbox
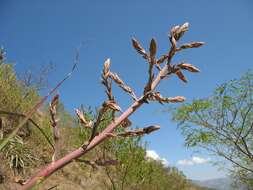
[19,22,204,189]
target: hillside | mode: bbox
[193,178,232,190]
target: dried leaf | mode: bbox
[149,38,157,58]
[177,63,200,72]
[132,38,149,59]
[175,70,187,82]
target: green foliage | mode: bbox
[171,71,253,187]
[100,135,195,190]
[0,64,39,113]
[3,135,38,174]
[0,58,45,174]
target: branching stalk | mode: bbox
[19,23,203,189]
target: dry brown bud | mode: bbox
[148,92,164,104]
[50,94,59,109]
[179,42,205,50]
[177,63,200,72]
[175,70,187,83]
[108,72,137,101]
[149,38,157,58]
[171,22,189,41]
[148,92,185,104]
[170,25,180,35]
[116,125,160,137]
[167,96,186,103]
[103,58,110,77]
[180,22,189,32]
[75,109,93,128]
[50,94,59,117]
[132,38,149,59]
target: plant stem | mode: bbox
[20,65,169,190]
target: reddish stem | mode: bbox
[20,66,169,190]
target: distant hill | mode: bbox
[193,178,232,190]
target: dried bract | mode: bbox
[166,96,186,102]
[179,42,205,50]
[149,38,157,58]
[132,38,149,59]
[75,109,93,128]
[50,94,59,114]
[103,100,121,112]
[157,55,168,65]
[170,22,189,41]
[149,92,186,104]
[175,70,187,83]
[108,72,124,85]
[103,58,111,77]
[108,72,137,101]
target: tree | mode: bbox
[171,72,253,187]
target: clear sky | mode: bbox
[1,0,253,180]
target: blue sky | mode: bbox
[1,0,253,180]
